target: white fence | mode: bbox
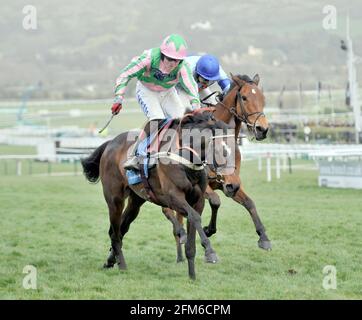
[239,143,362,188]
[2,141,362,190]
[318,160,362,189]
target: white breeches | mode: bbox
[136,81,188,120]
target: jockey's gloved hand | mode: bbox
[216,92,224,102]
[111,96,123,115]
[222,85,230,96]
[191,101,200,111]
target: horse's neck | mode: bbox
[167,121,205,159]
[234,119,242,140]
[213,89,242,138]
[213,102,232,124]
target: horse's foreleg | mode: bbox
[232,187,272,251]
[170,192,216,279]
[193,196,218,264]
[203,188,220,238]
[162,207,186,263]
[185,220,196,280]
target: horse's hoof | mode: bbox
[103,262,115,269]
[205,252,218,264]
[189,274,196,280]
[258,239,272,251]
[176,257,185,263]
[117,262,127,270]
[179,234,187,244]
[203,226,216,238]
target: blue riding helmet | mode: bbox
[195,54,220,81]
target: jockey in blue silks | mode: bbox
[177,54,231,107]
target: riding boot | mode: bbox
[123,137,142,171]
[123,119,162,171]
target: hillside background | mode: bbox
[1,0,361,99]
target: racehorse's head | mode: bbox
[229,74,269,141]
[179,111,240,197]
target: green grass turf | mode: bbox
[0,160,361,299]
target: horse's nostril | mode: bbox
[256,126,269,137]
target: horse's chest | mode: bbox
[187,171,207,190]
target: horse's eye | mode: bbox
[242,96,247,101]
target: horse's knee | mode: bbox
[208,193,221,208]
[188,213,201,226]
[209,197,220,209]
[111,240,120,254]
[185,244,196,260]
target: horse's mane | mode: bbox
[229,74,255,91]
[174,111,230,131]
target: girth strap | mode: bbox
[138,161,159,204]
[151,152,205,171]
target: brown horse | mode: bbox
[81,112,238,279]
[166,74,271,262]
[205,74,271,249]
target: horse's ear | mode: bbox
[253,74,260,86]
[230,73,246,87]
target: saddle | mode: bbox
[136,118,174,164]
[126,118,174,188]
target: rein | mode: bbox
[151,116,235,175]
[139,113,236,202]
[200,91,222,107]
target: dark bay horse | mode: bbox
[167,74,271,262]
[81,112,237,279]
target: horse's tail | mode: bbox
[81,141,110,183]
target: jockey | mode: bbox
[177,54,231,106]
[111,34,200,119]
[110,34,200,170]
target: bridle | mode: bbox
[215,84,266,136]
[195,81,266,181]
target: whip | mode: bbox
[98,114,115,134]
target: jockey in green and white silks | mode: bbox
[177,54,231,106]
[112,34,200,120]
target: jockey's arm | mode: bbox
[178,63,201,109]
[217,66,231,94]
[114,50,150,102]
